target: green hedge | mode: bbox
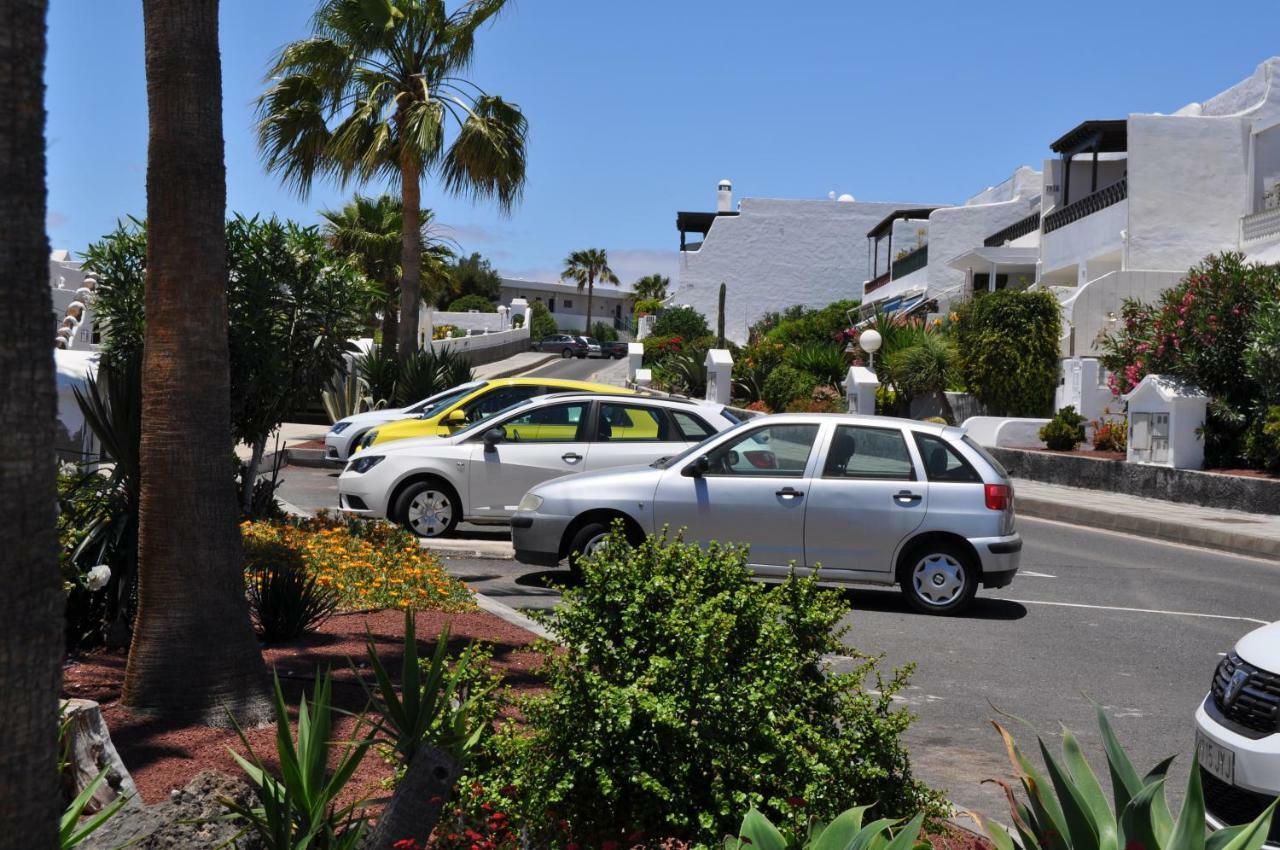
[953,289,1061,417]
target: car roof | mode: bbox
[741,411,956,436]
[495,377,636,392]
[515,390,719,408]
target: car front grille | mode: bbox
[1201,767,1280,842]
[1212,653,1280,734]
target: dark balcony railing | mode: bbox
[865,271,891,294]
[1043,177,1127,234]
[891,244,928,279]
[984,211,1041,247]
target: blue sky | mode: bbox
[46,1,1280,287]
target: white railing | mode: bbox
[1241,207,1280,244]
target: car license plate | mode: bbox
[1197,731,1235,785]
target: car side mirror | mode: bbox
[446,409,468,427]
[682,454,711,477]
[483,426,506,451]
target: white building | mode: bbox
[50,250,100,351]
[498,277,634,333]
[675,180,940,342]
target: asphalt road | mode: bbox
[522,351,625,382]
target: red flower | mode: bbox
[393,841,420,850]
[786,796,806,807]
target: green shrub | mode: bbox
[973,706,1277,850]
[763,364,820,412]
[642,333,687,368]
[786,341,849,386]
[511,313,523,328]
[446,294,496,313]
[1245,405,1280,472]
[653,305,710,339]
[725,804,925,850]
[762,299,861,347]
[482,529,938,846]
[395,347,474,407]
[244,541,340,643]
[1245,294,1280,405]
[1040,405,1088,451]
[590,320,619,342]
[633,297,663,317]
[953,289,1061,417]
[529,300,557,338]
[732,341,784,404]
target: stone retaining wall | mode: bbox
[989,447,1280,514]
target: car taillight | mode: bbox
[984,483,1011,511]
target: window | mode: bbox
[823,425,915,480]
[671,411,715,441]
[462,385,545,422]
[500,402,588,442]
[548,298,556,312]
[704,423,819,478]
[913,432,981,483]
[563,299,573,309]
[596,403,669,441]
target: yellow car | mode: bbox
[353,377,635,452]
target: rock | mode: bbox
[81,771,264,850]
[61,698,142,814]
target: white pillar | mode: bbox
[845,365,880,415]
[421,305,435,350]
[704,348,733,405]
[627,342,644,383]
[637,314,655,340]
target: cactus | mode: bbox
[717,281,727,348]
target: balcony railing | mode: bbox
[984,211,1041,247]
[1043,177,1127,234]
[891,244,928,279]
[1241,207,1280,244]
[865,271,891,294]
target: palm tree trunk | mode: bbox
[585,273,594,336]
[123,0,270,726]
[397,160,422,361]
[0,1,64,843]
[380,282,399,358]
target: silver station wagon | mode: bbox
[511,413,1021,614]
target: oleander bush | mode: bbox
[479,527,941,847]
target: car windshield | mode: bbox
[583,338,599,345]
[650,417,751,469]
[413,382,488,419]
[449,396,542,438]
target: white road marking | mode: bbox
[1019,570,1057,578]
[1007,598,1267,625]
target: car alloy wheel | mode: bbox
[561,348,573,358]
[911,553,965,607]
[406,488,454,538]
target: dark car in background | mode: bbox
[533,333,588,358]
[601,340,628,359]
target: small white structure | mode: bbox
[509,298,530,331]
[633,368,652,388]
[1123,374,1209,469]
[1055,357,1121,423]
[845,365,879,415]
[704,349,733,405]
[627,341,644,382]
[636,314,655,340]
[961,416,1052,448]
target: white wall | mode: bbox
[925,178,1040,305]
[1058,269,1185,356]
[677,196,938,343]
[1039,198,1128,285]
[425,326,528,355]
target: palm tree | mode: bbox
[0,0,64,841]
[122,0,271,724]
[257,0,528,362]
[320,194,455,356]
[631,273,669,303]
[562,249,619,333]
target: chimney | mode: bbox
[717,179,733,213]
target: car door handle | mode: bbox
[893,490,922,504]
[562,452,583,463]
[775,487,804,499]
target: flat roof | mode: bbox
[500,277,633,299]
[867,207,942,240]
[1050,119,1128,155]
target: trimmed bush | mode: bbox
[1040,405,1087,451]
[653,305,710,339]
[446,293,496,313]
[590,320,619,342]
[953,289,1061,417]
[529,301,557,339]
[763,364,819,412]
[483,529,940,846]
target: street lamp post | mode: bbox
[859,328,882,371]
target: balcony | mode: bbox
[891,244,928,279]
[1043,178,1127,234]
[1241,207,1280,244]
[865,271,891,294]
[984,211,1041,247]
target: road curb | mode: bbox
[472,592,554,640]
[1016,496,1280,560]
[419,538,516,559]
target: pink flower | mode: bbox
[1176,319,1185,327]
[1136,343,1150,353]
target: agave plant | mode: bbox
[395,347,475,407]
[355,343,400,408]
[321,368,376,423]
[971,707,1277,850]
[723,805,927,850]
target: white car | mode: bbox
[338,392,743,537]
[1195,620,1280,847]
[323,381,484,462]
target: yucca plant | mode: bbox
[971,707,1277,850]
[245,560,340,643]
[787,341,849,387]
[724,805,928,850]
[394,348,475,407]
[224,672,372,850]
[355,344,400,408]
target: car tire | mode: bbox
[561,347,573,358]
[898,541,978,615]
[566,519,642,577]
[394,479,461,539]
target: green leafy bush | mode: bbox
[1245,405,1280,472]
[642,334,688,368]
[447,293,496,313]
[760,299,860,347]
[973,707,1277,850]
[763,364,820,412]
[1245,293,1280,404]
[953,289,1061,417]
[724,804,925,850]
[633,297,664,317]
[590,320,619,342]
[244,541,340,642]
[483,529,939,846]
[786,341,849,387]
[1040,405,1088,451]
[395,347,474,407]
[529,300,557,338]
[653,305,710,339]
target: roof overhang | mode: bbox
[1050,119,1128,155]
[866,207,942,240]
[945,246,1039,272]
[676,210,737,234]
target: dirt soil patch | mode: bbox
[62,609,545,805]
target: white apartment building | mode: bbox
[675,180,940,342]
[50,249,99,351]
[498,277,634,333]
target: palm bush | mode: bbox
[973,707,1276,850]
[244,546,340,643]
[356,344,400,407]
[395,348,474,407]
[787,341,849,387]
[884,333,958,422]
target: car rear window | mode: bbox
[671,411,716,441]
[914,432,981,483]
[961,434,1009,478]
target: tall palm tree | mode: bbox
[562,249,619,333]
[257,0,528,362]
[631,273,669,303]
[320,194,455,356]
[0,0,63,842]
[122,0,271,724]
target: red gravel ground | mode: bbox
[61,609,545,805]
